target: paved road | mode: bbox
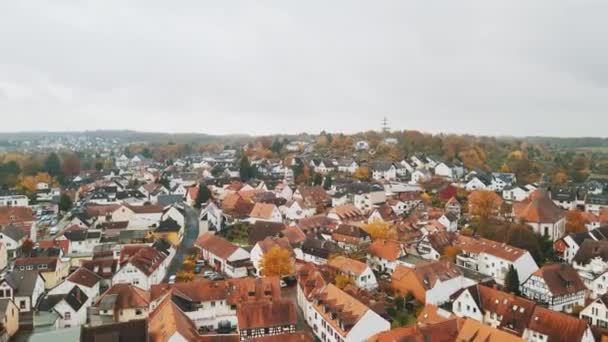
[164,205,200,281]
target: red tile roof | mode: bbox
[195,233,240,260]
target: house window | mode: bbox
[136,309,143,315]
[19,301,25,309]
[211,301,216,307]
[65,312,71,320]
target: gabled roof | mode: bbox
[96,283,150,310]
[368,239,403,261]
[67,267,102,288]
[195,233,239,260]
[80,319,149,342]
[527,306,590,342]
[237,299,297,330]
[3,270,42,296]
[456,318,523,342]
[40,285,89,313]
[155,217,181,233]
[119,245,167,276]
[530,263,586,297]
[393,261,462,290]
[148,293,200,342]
[327,256,368,275]
[454,236,529,262]
[249,203,278,220]
[1,224,27,241]
[573,239,608,264]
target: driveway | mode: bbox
[164,205,200,281]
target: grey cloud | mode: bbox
[0,0,607,136]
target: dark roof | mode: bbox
[333,224,370,239]
[3,270,42,296]
[68,267,102,288]
[248,221,286,245]
[1,224,27,241]
[155,217,181,233]
[573,239,608,264]
[80,319,149,342]
[531,264,586,297]
[40,286,89,312]
[301,239,340,259]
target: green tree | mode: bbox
[44,152,62,177]
[505,265,520,295]
[195,184,212,208]
[239,155,255,181]
[312,173,323,186]
[59,193,73,212]
[323,175,333,190]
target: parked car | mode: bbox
[168,275,176,284]
[194,265,203,274]
[210,273,224,281]
[202,270,215,278]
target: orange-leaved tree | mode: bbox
[468,190,502,221]
[353,167,371,181]
[441,246,462,262]
[260,246,294,277]
[566,210,589,234]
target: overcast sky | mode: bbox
[1,1,607,137]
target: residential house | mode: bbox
[330,224,371,251]
[490,173,517,192]
[520,263,586,313]
[410,168,432,185]
[437,212,459,232]
[555,226,608,263]
[445,197,461,218]
[452,284,537,337]
[367,205,397,224]
[38,285,90,329]
[14,256,69,289]
[248,203,282,223]
[237,299,297,340]
[0,298,19,339]
[550,186,578,210]
[580,292,608,329]
[160,203,186,228]
[196,233,250,278]
[572,239,608,298]
[48,267,101,301]
[327,204,365,224]
[464,172,492,192]
[152,217,183,246]
[112,245,170,290]
[587,194,608,215]
[0,270,45,313]
[282,200,316,221]
[503,186,531,203]
[199,202,226,232]
[297,265,390,342]
[62,228,102,255]
[456,319,524,342]
[148,293,201,341]
[371,161,397,181]
[80,319,149,342]
[454,236,539,286]
[90,283,150,325]
[366,239,407,274]
[137,183,169,202]
[522,306,594,342]
[0,225,27,259]
[151,277,281,333]
[111,203,164,228]
[299,239,340,265]
[327,256,378,290]
[391,261,475,305]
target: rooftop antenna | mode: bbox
[382,117,390,135]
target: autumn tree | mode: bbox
[20,238,34,257]
[259,246,294,277]
[566,210,589,234]
[62,154,81,176]
[176,271,194,282]
[468,190,502,221]
[353,167,371,181]
[441,246,462,262]
[334,274,354,289]
[363,221,396,240]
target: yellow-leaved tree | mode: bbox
[363,220,396,240]
[260,246,294,277]
[334,274,354,289]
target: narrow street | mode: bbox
[164,205,200,282]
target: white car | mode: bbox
[168,275,176,284]
[49,226,59,235]
[280,280,287,288]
